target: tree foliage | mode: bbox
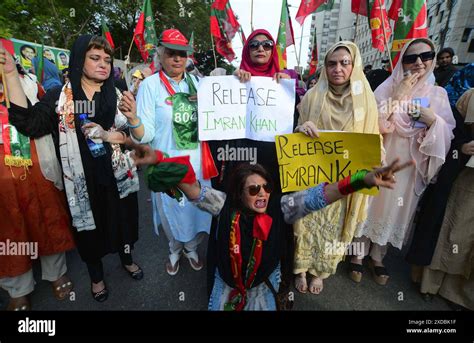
[1,0,233,73]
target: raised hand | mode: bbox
[393,72,420,101]
[0,45,17,76]
[118,91,137,122]
[129,143,158,166]
[364,158,415,189]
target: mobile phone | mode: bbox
[412,97,429,128]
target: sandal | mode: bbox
[51,275,73,300]
[91,282,108,302]
[294,273,308,294]
[123,263,144,280]
[183,249,203,271]
[166,253,181,276]
[349,260,364,283]
[7,296,31,311]
[369,258,389,285]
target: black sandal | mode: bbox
[369,258,389,285]
[349,262,364,283]
[91,282,108,302]
[123,263,144,280]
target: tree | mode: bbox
[1,0,233,71]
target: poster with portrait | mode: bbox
[9,38,70,73]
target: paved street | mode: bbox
[0,172,452,311]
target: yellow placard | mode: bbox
[275,132,381,194]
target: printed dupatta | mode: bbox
[57,82,139,232]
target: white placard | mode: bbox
[197,75,295,142]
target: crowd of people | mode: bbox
[0,26,472,312]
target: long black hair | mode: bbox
[226,163,273,211]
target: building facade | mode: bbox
[307,0,474,71]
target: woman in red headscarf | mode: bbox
[208,29,294,308]
[235,29,289,82]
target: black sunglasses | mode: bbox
[246,183,272,196]
[402,51,435,64]
[248,40,274,51]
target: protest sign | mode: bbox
[197,75,295,142]
[275,131,381,194]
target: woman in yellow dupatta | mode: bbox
[293,41,380,294]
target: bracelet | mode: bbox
[338,170,370,195]
[127,117,142,129]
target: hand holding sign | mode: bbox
[295,121,319,138]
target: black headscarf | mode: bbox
[69,35,117,187]
[69,35,117,130]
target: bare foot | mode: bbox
[294,272,308,293]
[309,277,323,294]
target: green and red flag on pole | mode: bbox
[276,0,295,70]
[309,27,319,76]
[101,19,115,50]
[388,0,428,66]
[210,0,242,62]
[295,0,334,25]
[351,0,392,53]
[133,0,158,62]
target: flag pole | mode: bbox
[377,0,393,70]
[250,0,254,32]
[126,35,135,66]
[295,22,304,82]
[210,30,218,70]
[0,65,10,108]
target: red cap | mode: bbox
[159,29,193,52]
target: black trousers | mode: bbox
[86,251,133,283]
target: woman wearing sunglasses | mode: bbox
[210,29,294,306]
[131,143,413,310]
[352,38,456,285]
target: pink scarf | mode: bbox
[374,38,456,194]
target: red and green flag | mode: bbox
[133,0,158,62]
[210,0,242,62]
[388,0,428,65]
[276,0,295,70]
[296,0,334,25]
[352,0,392,53]
[101,19,115,49]
[309,27,318,76]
